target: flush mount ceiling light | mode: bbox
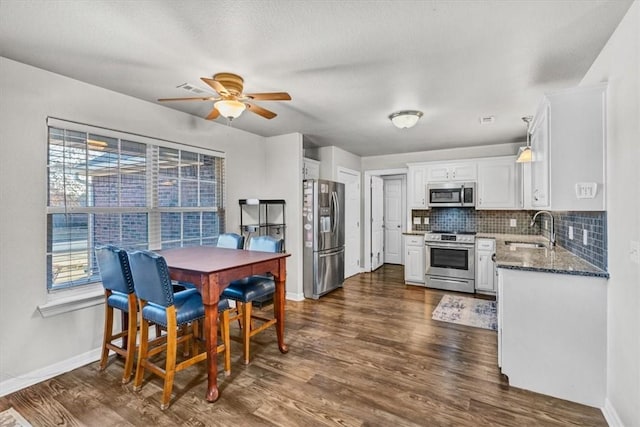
[389,110,423,129]
[516,115,533,163]
[214,99,246,120]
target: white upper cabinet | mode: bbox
[529,84,607,211]
[477,156,520,209]
[302,157,320,180]
[426,162,477,183]
[407,165,427,208]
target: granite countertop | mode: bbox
[403,231,427,235]
[477,233,609,278]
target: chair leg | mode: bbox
[133,308,149,391]
[122,297,137,384]
[220,310,231,376]
[99,299,113,371]
[161,308,178,410]
[242,302,253,364]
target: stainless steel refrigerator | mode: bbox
[303,179,345,299]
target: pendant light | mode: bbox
[516,116,533,163]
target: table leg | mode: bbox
[274,262,289,354]
[203,301,220,402]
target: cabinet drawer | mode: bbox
[406,235,425,246]
[476,239,495,251]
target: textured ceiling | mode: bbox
[0,0,633,156]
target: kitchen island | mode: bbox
[487,234,608,408]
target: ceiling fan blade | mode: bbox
[205,108,220,120]
[246,102,277,119]
[201,77,229,96]
[158,96,215,102]
[245,92,291,101]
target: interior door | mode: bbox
[338,168,361,279]
[383,177,403,264]
[371,176,384,271]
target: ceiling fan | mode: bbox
[158,72,291,121]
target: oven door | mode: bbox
[425,242,475,280]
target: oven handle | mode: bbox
[425,242,475,249]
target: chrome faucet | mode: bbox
[530,210,556,247]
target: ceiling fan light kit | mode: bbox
[158,72,291,122]
[215,99,246,120]
[389,110,423,129]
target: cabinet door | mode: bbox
[530,104,550,208]
[426,165,450,182]
[407,166,427,208]
[451,163,477,181]
[303,158,320,180]
[405,244,425,283]
[475,239,495,293]
[477,158,518,209]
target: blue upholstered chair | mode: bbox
[95,245,138,384]
[216,232,245,249]
[221,235,283,364]
[128,250,231,410]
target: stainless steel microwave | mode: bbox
[427,182,476,207]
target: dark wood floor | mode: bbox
[1,264,606,426]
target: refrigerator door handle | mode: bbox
[331,191,339,234]
[318,247,345,258]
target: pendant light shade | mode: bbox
[516,146,532,163]
[516,115,533,163]
[389,110,423,129]
[215,100,246,120]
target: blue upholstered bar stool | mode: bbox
[221,235,283,364]
[128,250,231,410]
[95,245,138,384]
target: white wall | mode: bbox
[312,146,362,180]
[0,58,267,388]
[263,133,305,300]
[580,3,640,426]
[361,142,521,170]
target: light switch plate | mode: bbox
[583,229,588,245]
[423,217,429,224]
[569,226,574,240]
[413,217,421,225]
[509,219,517,227]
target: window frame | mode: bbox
[45,117,226,294]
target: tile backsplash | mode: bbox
[411,208,607,270]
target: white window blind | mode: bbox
[46,118,226,290]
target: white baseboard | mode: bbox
[0,347,101,397]
[286,291,305,301]
[602,398,623,427]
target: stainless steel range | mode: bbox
[425,230,476,293]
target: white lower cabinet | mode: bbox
[404,235,425,285]
[498,268,607,407]
[475,238,496,293]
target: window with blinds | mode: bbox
[46,119,225,291]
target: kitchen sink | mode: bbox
[504,241,546,249]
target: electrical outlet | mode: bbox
[424,217,429,225]
[583,229,588,245]
[569,226,574,240]
[544,219,548,230]
[509,219,517,227]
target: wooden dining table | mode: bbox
[158,245,290,402]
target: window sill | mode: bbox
[37,285,104,318]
